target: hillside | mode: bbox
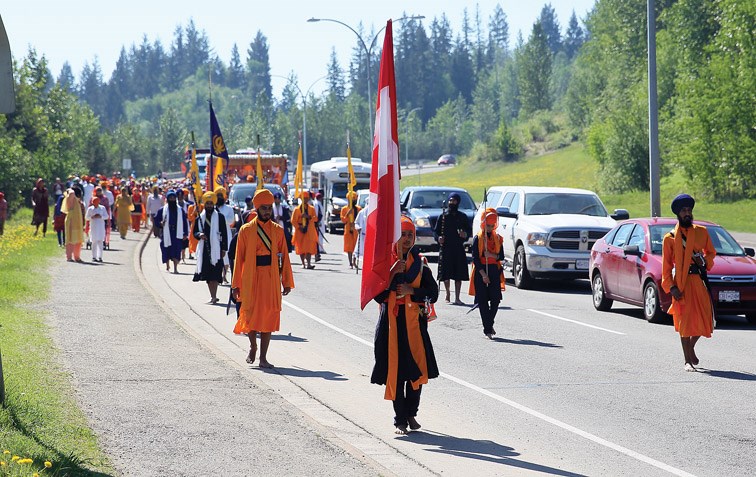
[400,144,756,233]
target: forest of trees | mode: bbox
[0,1,753,211]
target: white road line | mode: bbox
[283,300,695,477]
[528,308,626,335]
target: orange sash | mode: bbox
[468,231,506,295]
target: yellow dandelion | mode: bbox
[11,455,19,461]
[2,450,8,454]
[34,473,40,477]
[18,457,33,464]
[45,461,53,468]
[0,461,5,466]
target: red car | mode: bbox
[589,218,756,324]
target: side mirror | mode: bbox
[496,206,517,219]
[623,244,642,257]
[744,247,755,257]
[611,209,630,220]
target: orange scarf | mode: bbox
[468,231,506,295]
[384,249,428,401]
[672,224,696,292]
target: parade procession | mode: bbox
[2,2,756,476]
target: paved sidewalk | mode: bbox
[46,230,380,476]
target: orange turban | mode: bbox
[252,188,274,208]
[400,215,416,233]
[300,191,310,199]
[246,175,254,182]
[483,207,498,227]
[214,186,227,198]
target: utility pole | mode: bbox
[648,0,661,217]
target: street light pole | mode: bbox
[307,15,425,144]
[272,74,325,184]
[647,0,661,217]
[405,107,421,183]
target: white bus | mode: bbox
[310,157,371,233]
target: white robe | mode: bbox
[86,205,108,242]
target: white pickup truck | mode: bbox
[472,186,629,288]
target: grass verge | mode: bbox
[401,143,756,233]
[0,210,113,476]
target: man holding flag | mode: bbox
[362,20,439,435]
[341,136,361,268]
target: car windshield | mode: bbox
[524,193,608,216]
[648,224,746,256]
[409,190,475,209]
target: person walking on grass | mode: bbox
[0,192,7,236]
[31,178,49,237]
[232,189,294,369]
[661,194,716,372]
[192,192,228,304]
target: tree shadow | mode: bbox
[402,430,587,476]
[696,368,756,381]
[491,337,562,348]
[264,365,348,381]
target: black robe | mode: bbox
[192,210,228,283]
[371,250,440,386]
[434,210,472,281]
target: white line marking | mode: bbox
[283,300,695,477]
[528,309,626,335]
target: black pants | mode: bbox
[57,229,65,246]
[393,381,422,427]
[475,266,502,335]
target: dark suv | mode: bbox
[399,186,476,252]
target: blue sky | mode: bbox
[3,0,595,98]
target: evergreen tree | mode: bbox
[538,3,562,54]
[563,11,585,59]
[517,20,552,115]
[246,31,272,105]
[184,19,210,76]
[487,4,510,65]
[79,57,106,119]
[165,25,185,88]
[450,37,475,104]
[326,48,345,101]
[227,44,245,89]
[57,62,76,92]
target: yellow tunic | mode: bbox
[232,218,294,334]
[114,195,133,227]
[62,194,85,245]
[291,203,319,255]
[340,205,361,253]
[661,224,716,338]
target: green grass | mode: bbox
[402,143,756,233]
[0,210,113,476]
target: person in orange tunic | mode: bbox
[370,216,439,435]
[232,189,294,369]
[340,191,361,269]
[290,191,319,269]
[187,201,200,259]
[661,194,716,372]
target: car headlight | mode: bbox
[527,232,548,246]
[414,217,430,228]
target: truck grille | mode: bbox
[548,229,609,252]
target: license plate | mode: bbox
[719,290,740,302]
[575,259,589,270]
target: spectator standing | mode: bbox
[31,178,50,237]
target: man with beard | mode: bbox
[434,192,471,304]
[661,194,716,372]
[232,189,294,368]
[193,192,228,304]
[154,190,189,273]
[291,191,319,269]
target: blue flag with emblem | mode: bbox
[209,102,230,190]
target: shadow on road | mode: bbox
[269,366,348,381]
[697,369,756,381]
[271,333,308,343]
[402,430,587,476]
[492,337,562,348]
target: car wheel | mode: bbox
[513,245,533,289]
[643,281,668,323]
[746,313,756,325]
[591,272,613,311]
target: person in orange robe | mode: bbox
[290,191,319,269]
[340,191,361,269]
[370,216,439,435]
[187,201,200,259]
[232,189,294,369]
[468,208,506,339]
[661,194,716,372]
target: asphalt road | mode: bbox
[142,230,756,477]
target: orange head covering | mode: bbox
[482,207,498,228]
[92,196,101,207]
[400,215,416,233]
[300,190,310,199]
[246,175,254,182]
[346,191,357,203]
[252,188,274,208]
[214,186,227,199]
